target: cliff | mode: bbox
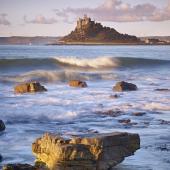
[60,15,141,44]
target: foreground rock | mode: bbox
[69,80,87,88]
[14,82,47,94]
[32,132,140,170]
[113,81,137,92]
[0,120,5,131]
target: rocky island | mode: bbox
[59,15,141,45]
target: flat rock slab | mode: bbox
[32,132,140,170]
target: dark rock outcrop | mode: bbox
[113,81,137,92]
[14,82,47,94]
[60,15,141,44]
[0,120,5,132]
[32,132,140,170]
[69,80,87,88]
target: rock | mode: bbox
[109,94,120,99]
[113,81,137,92]
[2,162,47,170]
[118,119,131,124]
[0,120,5,131]
[14,82,47,94]
[0,154,2,162]
[96,110,122,117]
[32,132,140,170]
[160,120,170,125]
[3,164,34,170]
[132,112,146,116]
[69,80,87,88]
[155,88,170,92]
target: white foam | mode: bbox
[54,56,119,68]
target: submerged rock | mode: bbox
[0,120,5,131]
[69,80,87,88]
[14,82,47,94]
[32,132,140,170]
[113,81,137,92]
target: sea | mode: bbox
[0,45,170,170]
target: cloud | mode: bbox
[24,15,58,24]
[0,13,11,26]
[56,0,170,22]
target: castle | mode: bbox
[76,15,94,30]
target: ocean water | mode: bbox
[0,45,170,170]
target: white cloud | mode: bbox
[0,13,10,26]
[24,15,58,24]
[56,0,170,22]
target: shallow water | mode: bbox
[0,45,170,170]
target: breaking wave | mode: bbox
[0,56,170,71]
[0,70,118,83]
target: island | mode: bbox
[58,15,141,45]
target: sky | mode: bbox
[0,0,170,37]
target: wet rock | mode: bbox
[110,94,120,99]
[0,154,2,162]
[69,80,87,88]
[96,110,122,117]
[156,144,170,152]
[14,82,47,94]
[118,119,131,124]
[155,88,170,91]
[132,112,146,116]
[113,81,137,92]
[32,132,140,170]
[3,164,35,170]
[0,120,5,131]
[159,120,170,125]
[3,162,47,170]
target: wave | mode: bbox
[0,56,170,71]
[0,70,118,83]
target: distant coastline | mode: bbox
[0,37,170,45]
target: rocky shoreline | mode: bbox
[1,79,170,170]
